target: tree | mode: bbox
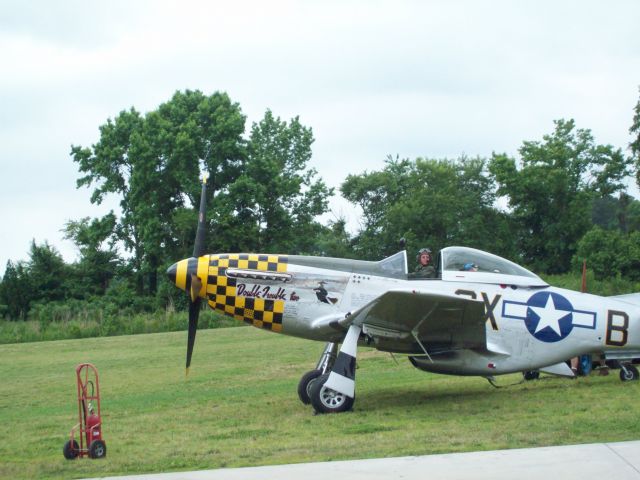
[340,156,412,258]
[63,213,120,296]
[591,193,640,233]
[489,119,632,273]
[71,90,247,294]
[574,226,640,280]
[631,86,640,184]
[0,260,32,319]
[0,241,71,319]
[342,156,514,261]
[71,91,335,299]
[311,217,357,259]
[27,240,69,304]
[221,110,333,253]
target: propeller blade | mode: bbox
[186,172,209,376]
[193,173,209,258]
[186,297,201,375]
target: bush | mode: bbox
[0,300,244,344]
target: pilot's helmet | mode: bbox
[416,247,432,262]
[463,262,478,271]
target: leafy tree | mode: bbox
[342,156,514,262]
[574,226,640,280]
[71,107,145,291]
[340,156,413,258]
[311,217,357,259]
[631,86,640,184]
[0,242,70,319]
[27,240,70,304]
[0,260,32,319]
[71,90,246,294]
[63,213,120,296]
[591,193,640,233]
[221,110,333,253]
[489,119,632,273]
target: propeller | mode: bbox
[185,172,209,376]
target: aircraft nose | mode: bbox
[167,257,208,295]
[167,262,179,285]
[166,258,192,292]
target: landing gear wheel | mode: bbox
[309,373,354,414]
[89,439,107,459]
[619,364,639,382]
[63,439,79,460]
[523,370,540,381]
[297,369,323,405]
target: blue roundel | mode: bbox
[525,292,574,342]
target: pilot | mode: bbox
[410,248,436,278]
[462,263,478,272]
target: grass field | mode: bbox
[1,326,639,480]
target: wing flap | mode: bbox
[350,290,487,354]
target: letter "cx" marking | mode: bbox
[482,292,501,331]
[455,290,500,331]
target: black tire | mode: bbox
[297,369,323,405]
[63,439,79,460]
[523,370,540,381]
[89,439,107,459]
[309,373,354,414]
[619,364,639,382]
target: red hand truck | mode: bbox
[63,363,107,459]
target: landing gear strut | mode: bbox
[297,342,338,404]
[308,325,361,414]
[297,325,362,414]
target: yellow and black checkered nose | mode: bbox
[169,253,289,333]
[166,256,210,298]
[206,254,288,332]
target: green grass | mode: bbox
[0,326,638,479]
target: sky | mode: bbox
[1,0,639,274]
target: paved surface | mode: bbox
[86,440,640,480]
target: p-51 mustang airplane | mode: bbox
[168,175,640,413]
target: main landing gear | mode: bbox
[298,342,354,413]
[297,325,362,414]
[297,342,338,405]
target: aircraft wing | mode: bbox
[347,289,487,355]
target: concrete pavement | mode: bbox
[86,440,640,480]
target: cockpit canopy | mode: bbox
[438,246,547,287]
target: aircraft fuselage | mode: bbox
[167,252,640,377]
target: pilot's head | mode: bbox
[463,262,478,272]
[417,248,432,266]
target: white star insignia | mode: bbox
[529,295,570,336]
